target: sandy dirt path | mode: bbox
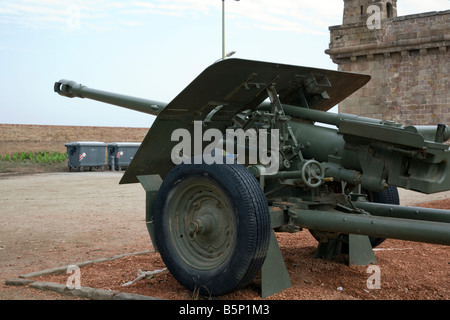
[0,171,151,299]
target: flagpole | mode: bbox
[222,0,240,60]
[222,0,225,60]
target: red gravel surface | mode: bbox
[1,172,449,300]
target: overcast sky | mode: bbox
[1,0,449,127]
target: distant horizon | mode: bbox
[0,122,151,128]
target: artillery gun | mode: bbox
[55,59,450,298]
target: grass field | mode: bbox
[0,151,68,174]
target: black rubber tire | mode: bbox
[153,162,271,296]
[365,186,400,248]
[371,185,400,205]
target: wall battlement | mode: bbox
[327,3,450,125]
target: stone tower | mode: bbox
[343,0,397,24]
[326,1,450,126]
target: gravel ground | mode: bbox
[0,171,449,300]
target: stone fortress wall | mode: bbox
[326,0,450,125]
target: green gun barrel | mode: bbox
[54,79,167,116]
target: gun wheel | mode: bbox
[364,186,400,248]
[153,162,271,296]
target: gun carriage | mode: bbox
[55,59,450,297]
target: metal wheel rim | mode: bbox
[165,177,236,270]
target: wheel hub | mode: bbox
[167,179,236,270]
